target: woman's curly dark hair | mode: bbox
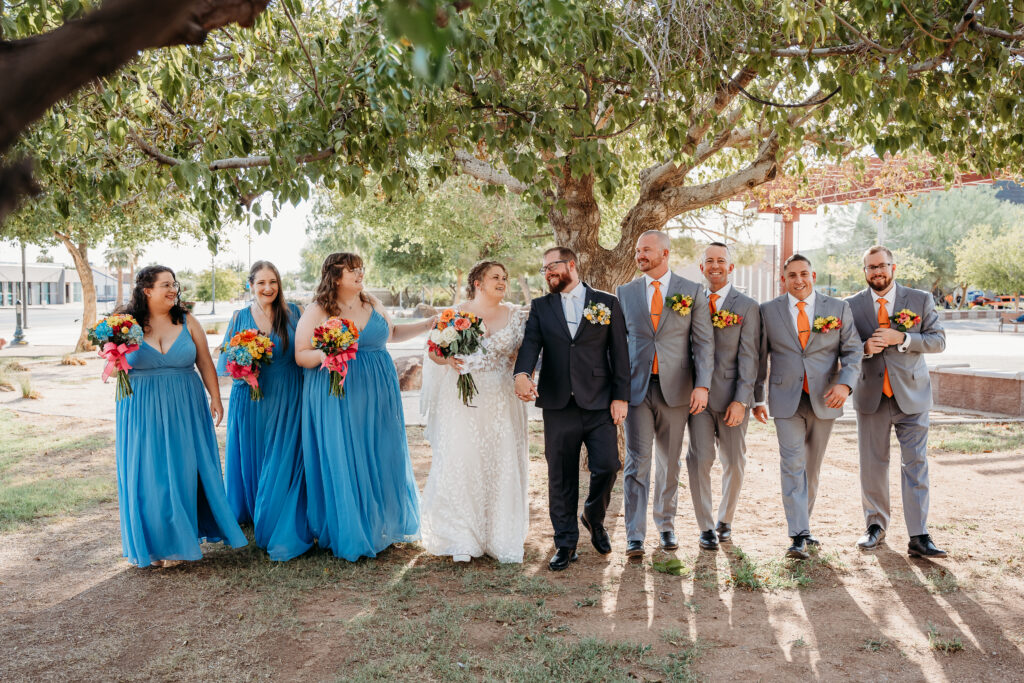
[313,252,370,316]
[120,265,188,332]
[465,260,507,299]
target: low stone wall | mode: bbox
[930,364,1024,416]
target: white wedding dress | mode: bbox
[419,304,530,563]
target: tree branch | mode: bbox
[133,132,336,170]
[453,151,529,194]
[736,42,868,58]
[969,21,1024,42]
[908,0,984,74]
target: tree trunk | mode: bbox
[57,233,96,352]
[518,273,531,304]
[115,266,124,307]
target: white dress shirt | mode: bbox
[787,291,816,336]
[707,283,732,308]
[869,284,911,353]
[644,270,672,314]
[561,281,586,337]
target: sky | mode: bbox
[0,198,833,272]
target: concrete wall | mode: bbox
[930,365,1024,416]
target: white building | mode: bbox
[0,262,122,306]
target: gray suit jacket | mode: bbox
[755,293,862,420]
[617,272,715,408]
[706,287,761,412]
[846,284,945,416]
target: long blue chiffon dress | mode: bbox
[115,323,247,567]
[301,309,420,561]
[218,303,313,561]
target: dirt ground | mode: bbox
[1,401,1023,681]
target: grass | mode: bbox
[930,423,1024,453]
[862,637,890,652]
[0,409,115,531]
[19,375,40,399]
[927,623,965,654]
[727,547,846,591]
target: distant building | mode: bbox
[674,244,780,303]
[0,262,122,306]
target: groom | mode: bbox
[514,247,630,571]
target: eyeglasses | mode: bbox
[863,264,892,273]
[154,282,181,291]
[344,267,365,275]
[539,260,568,275]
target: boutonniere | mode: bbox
[582,302,611,325]
[712,309,743,328]
[890,309,921,332]
[666,294,694,317]
[812,315,842,333]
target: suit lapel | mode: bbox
[774,296,801,349]
[853,290,877,336]
[893,283,908,317]
[632,277,656,335]
[572,284,592,340]
[548,292,572,340]
[720,287,740,315]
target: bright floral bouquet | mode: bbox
[222,329,274,400]
[812,315,842,333]
[711,309,743,329]
[312,317,359,397]
[666,293,694,317]
[427,309,487,406]
[88,313,144,401]
[890,309,921,332]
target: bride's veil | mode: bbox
[419,348,449,444]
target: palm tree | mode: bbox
[103,246,133,308]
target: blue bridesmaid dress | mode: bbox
[217,303,313,561]
[115,323,247,567]
[301,309,420,561]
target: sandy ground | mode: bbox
[1,400,1022,681]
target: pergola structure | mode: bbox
[748,157,999,275]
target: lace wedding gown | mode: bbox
[419,304,530,563]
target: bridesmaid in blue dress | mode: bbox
[115,266,247,568]
[217,260,313,561]
[294,252,436,561]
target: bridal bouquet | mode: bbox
[428,309,487,406]
[312,317,359,397]
[88,313,144,402]
[222,329,275,400]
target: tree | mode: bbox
[193,266,246,301]
[104,245,134,307]
[955,225,1024,297]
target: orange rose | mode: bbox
[439,308,456,323]
[453,317,471,331]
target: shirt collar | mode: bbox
[709,283,732,301]
[870,283,896,303]
[788,290,816,310]
[562,281,585,300]
[644,270,671,289]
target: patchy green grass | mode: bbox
[927,623,965,654]
[726,547,846,591]
[930,423,1024,453]
[862,637,891,652]
[0,410,115,531]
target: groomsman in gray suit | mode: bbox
[617,230,715,558]
[685,242,760,550]
[847,245,947,558]
[753,254,861,559]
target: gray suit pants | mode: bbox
[685,408,749,533]
[856,396,930,536]
[774,393,835,538]
[623,378,688,541]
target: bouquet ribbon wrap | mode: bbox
[321,343,359,397]
[99,342,139,401]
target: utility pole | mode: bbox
[20,241,29,328]
[210,253,216,315]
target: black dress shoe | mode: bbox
[549,547,578,571]
[857,524,886,550]
[580,514,612,555]
[786,535,809,560]
[626,540,645,558]
[660,531,679,550]
[805,534,821,547]
[715,521,732,543]
[908,534,947,558]
[698,529,719,551]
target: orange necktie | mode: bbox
[878,297,894,397]
[709,292,719,316]
[650,281,663,375]
[796,301,810,393]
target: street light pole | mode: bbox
[20,241,29,328]
[210,253,216,315]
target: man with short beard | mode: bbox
[513,247,630,571]
[846,245,947,558]
[685,242,760,549]
[616,230,714,557]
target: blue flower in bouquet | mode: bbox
[93,321,112,341]
[230,346,253,366]
[127,324,143,343]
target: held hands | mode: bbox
[864,336,886,355]
[724,401,746,427]
[429,347,464,371]
[823,383,851,410]
[689,387,709,415]
[610,399,628,425]
[210,398,224,427]
[514,374,539,402]
[872,327,906,348]
[753,405,769,424]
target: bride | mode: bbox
[419,260,530,563]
